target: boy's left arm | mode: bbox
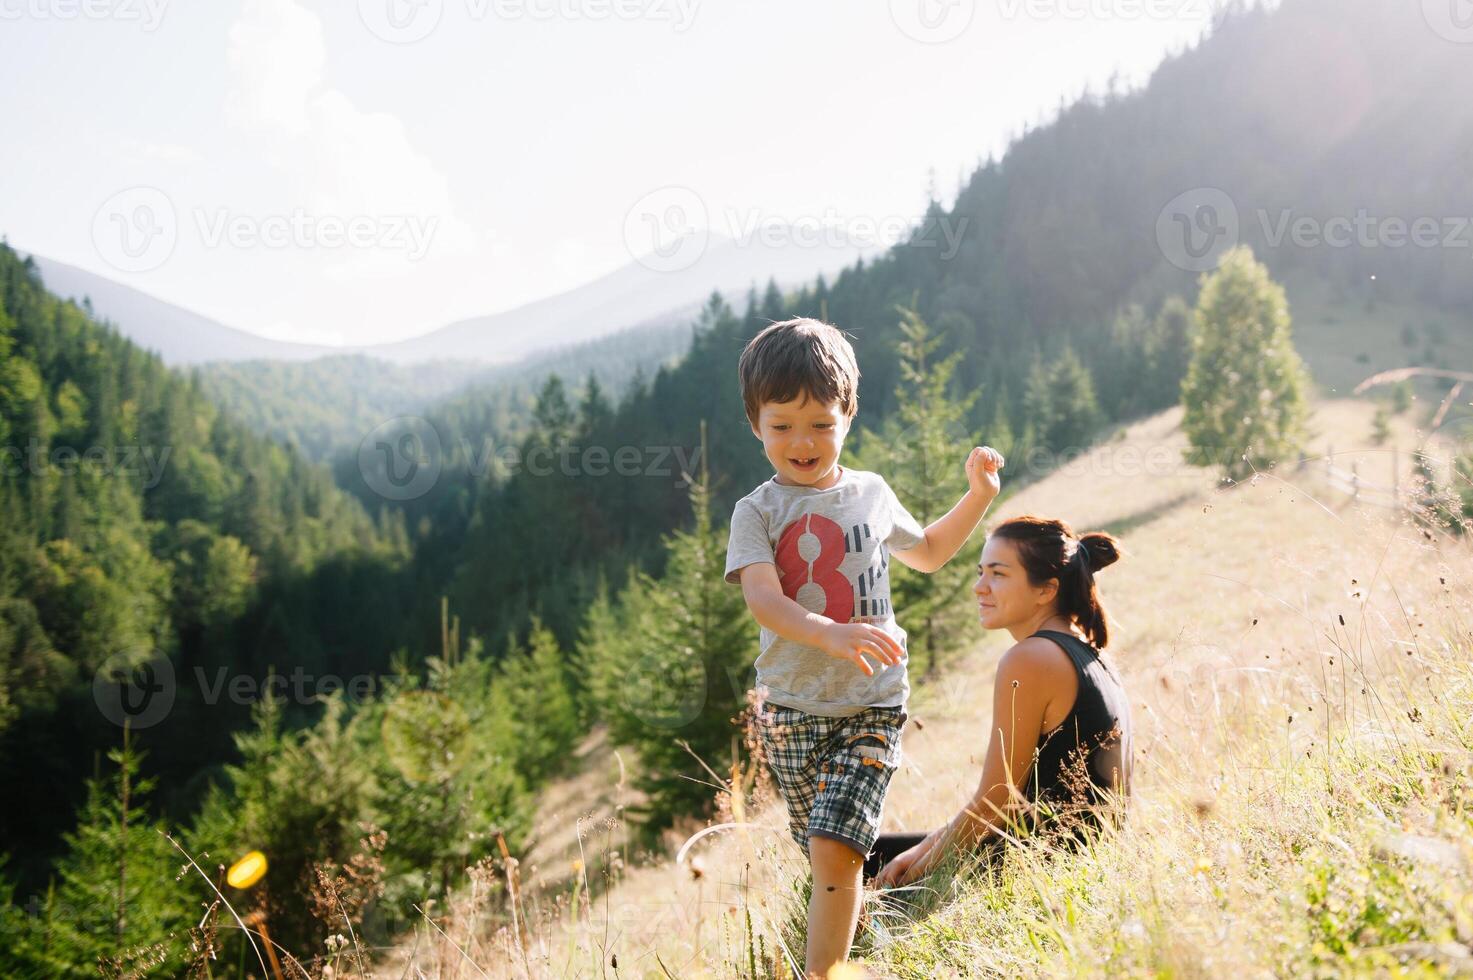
[891,446,1004,574]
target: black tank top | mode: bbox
[1026,630,1133,832]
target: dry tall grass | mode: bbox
[392,399,1473,978]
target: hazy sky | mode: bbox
[0,0,1215,346]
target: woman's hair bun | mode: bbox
[1079,532,1121,573]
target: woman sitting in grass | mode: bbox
[870,515,1133,887]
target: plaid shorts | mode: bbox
[758,703,907,856]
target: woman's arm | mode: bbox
[879,638,1071,886]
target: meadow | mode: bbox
[370,396,1473,978]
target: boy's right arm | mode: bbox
[737,563,906,677]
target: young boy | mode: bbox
[723,317,1003,976]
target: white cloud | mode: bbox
[225,0,324,133]
[224,0,473,279]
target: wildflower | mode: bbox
[226,850,268,890]
[827,964,868,979]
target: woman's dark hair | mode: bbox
[989,515,1121,648]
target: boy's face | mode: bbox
[750,393,852,489]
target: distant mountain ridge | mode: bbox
[24,253,341,363]
[22,228,876,367]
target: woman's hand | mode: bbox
[875,833,939,888]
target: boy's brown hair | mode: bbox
[737,318,860,427]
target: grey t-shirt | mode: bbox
[724,466,926,716]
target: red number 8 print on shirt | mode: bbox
[773,513,854,624]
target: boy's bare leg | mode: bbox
[806,836,865,976]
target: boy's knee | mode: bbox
[809,836,864,880]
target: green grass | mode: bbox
[714,638,1473,978]
[1284,273,1473,397]
[392,397,1473,979]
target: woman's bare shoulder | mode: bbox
[997,634,1076,683]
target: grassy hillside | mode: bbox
[1284,275,1473,397]
[384,395,1473,977]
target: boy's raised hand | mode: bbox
[965,446,1005,500]
[818,622,906,676]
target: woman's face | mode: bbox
[973,536,1055,630]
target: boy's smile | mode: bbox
[751,393,852,490]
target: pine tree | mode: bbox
[372,639,530,905]
[849,308,980,677]
[1147,296,1194,404]
[989,385,1017,460]
[596,425,757,837]
[1047,346,1103,451]
[532,375,575,446]
[44,727,189,977]
[188,691,372,957]
[1023,355,1055,448]
[493,616,581,784]
[577,371,613,437]
[574,573,625,726]
[1181,247,1311,481]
